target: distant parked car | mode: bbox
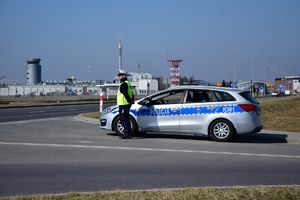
[100,86,263,142]
[284,90,291,96]
[271,91,285,97]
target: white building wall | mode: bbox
[136,79,158,95]
[293,80,300,91]
[149,79,158,94]
[0,88,8,96]
[0,85,66,96]
[87,86,101,95]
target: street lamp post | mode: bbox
[268,64,275,84]
[274,66,278,90]
[260,60,269,95]
[260,60,269,83]
[229,48,241,85]
[248,55,257,95]
[268,64,275,92]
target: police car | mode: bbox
[100,86,263,142]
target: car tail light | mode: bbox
[238,104,257,112]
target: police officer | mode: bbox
[117,70,134,139]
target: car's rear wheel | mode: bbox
[113,115,138,137]
[209,119,234,142]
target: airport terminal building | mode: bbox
[0,58,159,98]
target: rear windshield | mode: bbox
[239,91,258,104]
[213,91,235,101]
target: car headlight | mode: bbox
[102,107,118,114]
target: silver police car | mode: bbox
[100,86,263,142]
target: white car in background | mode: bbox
[271,91,279,97]
[284,90,291,96]
[100,86,263,142]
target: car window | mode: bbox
[163,90,185,104]
[185,90,212,103]
[213,91,235,101]
[239,91,258,104]
[141,89,185,105]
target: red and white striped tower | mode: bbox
[167,58,183,87]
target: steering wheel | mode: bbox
[159,99,165,104]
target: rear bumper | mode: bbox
[250,125,263,133]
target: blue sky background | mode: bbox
[0,0,299,84]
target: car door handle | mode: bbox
[171,107,180,112]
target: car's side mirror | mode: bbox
[141,99,151,106]
[144,99,150,105]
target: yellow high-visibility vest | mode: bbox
[117,80,133,105]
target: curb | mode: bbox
[261,130,300,144]
[74,114,99,124]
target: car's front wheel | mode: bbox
[209,119,235,142]
[113,115,138,137]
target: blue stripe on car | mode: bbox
[116,104,245,117]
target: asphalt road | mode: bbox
[0,104,100,123]
[0,112,300,198]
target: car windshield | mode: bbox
[239,91,258,104]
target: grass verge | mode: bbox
[81,112,101,119]
[2,186,300,200]
[260,97,300,132]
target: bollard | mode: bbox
[100,92,103,113]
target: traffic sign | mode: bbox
[279,84,286,88]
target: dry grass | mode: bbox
[260,97,300,132]
[81,112,101,119]
[2,186,300,200]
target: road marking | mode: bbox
[67,109,77,111]
[0,142,299,159]
[0,118,61,125]
[29,111,45,113]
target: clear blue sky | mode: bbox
[0,0,299,83]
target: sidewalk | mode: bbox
[74,115,300,144]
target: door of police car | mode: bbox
[179,89,219,133]
[137,90,185,132]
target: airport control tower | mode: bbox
[167,58,183,87]
[26,58,41,85]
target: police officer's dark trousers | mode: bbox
[119,104,132,138]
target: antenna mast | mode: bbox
[87,66,91,81]
[118,38,122,71]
